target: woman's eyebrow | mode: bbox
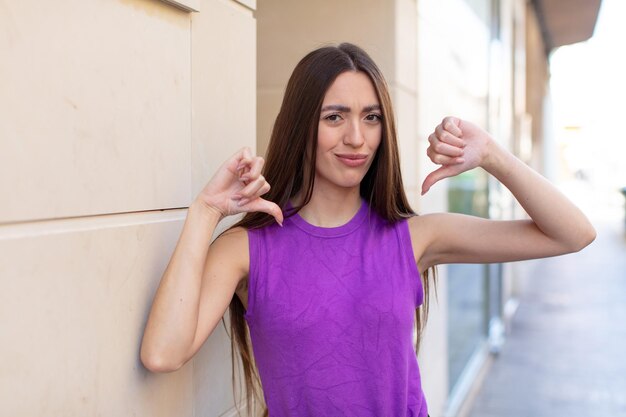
[321,104,350,112]
[321,104,381,112]
[363,104,381,112]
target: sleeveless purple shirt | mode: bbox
[244,199,428,417]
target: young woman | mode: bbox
[140,43,595,417]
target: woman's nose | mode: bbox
[343,120,365,147]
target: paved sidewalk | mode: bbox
[467,219,626,417]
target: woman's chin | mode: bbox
[335,175,367,189]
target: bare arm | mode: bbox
[413,117,596,272]
[140,202,227,372]
[140,148,282,372]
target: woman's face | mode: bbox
[315,71,382,191]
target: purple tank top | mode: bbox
[244,199,427,417]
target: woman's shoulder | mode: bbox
[407,212,452,230]
[212,227,251,308]
[213,226,250,273]
[215,223,278,267]
[405,213,450,265]
[218,225,248,242]
[407,212,458,241]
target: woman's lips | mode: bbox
[335,153,368,167]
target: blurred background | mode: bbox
[0,0,623,416]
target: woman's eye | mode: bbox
[365,113,382,122]
[325,114,342,122]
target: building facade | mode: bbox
[0,0,599,416]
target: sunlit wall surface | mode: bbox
[444,0,491,394]
[0,1,257,416]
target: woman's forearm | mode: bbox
[140,200,222,371]
[482,141,596,251]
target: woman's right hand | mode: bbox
[196,147,283,226]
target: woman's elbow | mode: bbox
[140,345,185,373]
[582,225,597,249]
[569,224,597,253]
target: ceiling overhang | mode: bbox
[533,0,603,53]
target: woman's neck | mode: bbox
[292,184,362,228]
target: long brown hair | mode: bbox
[225,43,436,417]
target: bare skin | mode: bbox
[411,117,596,274]
[140,147,281,372]
[140,72,596,373]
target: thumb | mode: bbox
[245,198,284,226]
[421,165,457,195]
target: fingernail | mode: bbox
[277,219,283,227]
[240,176,250,182]
[457,158,465,163]
[231,194,242,200]
[238,198,249,206]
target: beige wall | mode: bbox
[0,0,255,415]
[525,1,550,173]
[0,1,192,223]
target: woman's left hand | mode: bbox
[421,116,494,195]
